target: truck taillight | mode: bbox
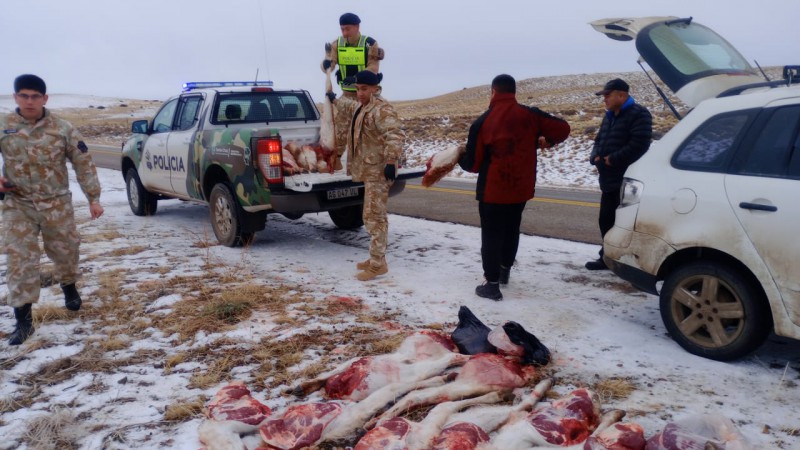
[256,137,283,184]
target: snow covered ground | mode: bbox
[0,165,797,449]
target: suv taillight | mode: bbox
[256,137,283,184]
[620,178,643,208]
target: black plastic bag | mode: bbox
[451,306,497,355]
[502,321,551,366]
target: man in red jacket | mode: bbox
[458,74,570,300]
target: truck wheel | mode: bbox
[659,261,771,361]
[329,204,364,229]
[125,168,158,216]
[209,183,254,247]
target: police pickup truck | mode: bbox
[121,81,423,246]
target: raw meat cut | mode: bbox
[584,422,646,450]
[258,401,343,450]
[199,381,272,450]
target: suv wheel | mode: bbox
[329,204,364,229]
[209,183,254,247]
[125,168,158,216]
[659,262,771,361]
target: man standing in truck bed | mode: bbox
[326,70,403,281]
[322,12,384,156]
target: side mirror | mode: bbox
[131,120,149,134]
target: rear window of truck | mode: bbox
[211,91,319,125]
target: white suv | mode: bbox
[592,17,800,360]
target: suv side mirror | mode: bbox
[783,65,800,84]
[131,120,149,134]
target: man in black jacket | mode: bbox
[586,78,652,270]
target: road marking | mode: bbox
[406,183,599,207]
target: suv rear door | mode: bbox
[591,17,764,107]
[725,101,800,322]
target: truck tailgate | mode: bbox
[283,167,425,192]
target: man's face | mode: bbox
[356,84,378,105]
[14,89,48,121]
[602,91,627,112]
[340,24,360,41]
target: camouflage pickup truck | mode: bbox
[121,81,423,247]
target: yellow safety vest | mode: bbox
[338,35,369,91]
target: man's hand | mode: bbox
[603,155,612,166]
[0,178,16,192]
[89,202,104,220]
[384,164,396,181]
[325,91,336,103]
[322,59,332,70]
[538,136,550,149]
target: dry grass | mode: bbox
[23,407,80,450]
[164,397,208,422]
[593,377,638,403]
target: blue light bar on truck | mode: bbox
[182,81,274,91]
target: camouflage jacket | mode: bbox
[0,109,101,208]
[334,94,404,182]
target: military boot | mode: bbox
[356,259,371,270]
[9,303,34,346]
[62,283,82,311]
[475,281,503,301]
[356,263,388,281]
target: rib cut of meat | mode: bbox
[368,353,538,428]
[258,402,343,450]
[288,331,464,402]
[431,422,492,450]
[584,422,646,450]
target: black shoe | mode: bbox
[62,283,82,311]
[9,304,34,346]
[585,258,608,271]
[475,282,503,301]
[499,266,511,285]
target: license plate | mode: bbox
[327,187,359,200]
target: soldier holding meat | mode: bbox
[326,70,403,281]
[0,74,104,345]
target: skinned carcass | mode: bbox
[367,352,539,428]
[258,401,343,450]
[422,145,465,187]
[287,331,466,401]
[320,42,340,172]
[645,414,751,450]
[353,391,509,450]
[198,381,273,450]
[281,148,302,175]
[296,145,318,172]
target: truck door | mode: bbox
[167,95,203,197]
[139,98,178,192]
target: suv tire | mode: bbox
[209,183,254,247]
[329,204,364,229]
[126,168,158,216]
[659,261,771,361]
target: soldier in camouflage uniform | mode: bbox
[326,70,403,281]
[0,74,104,345]
[321,12,384,157]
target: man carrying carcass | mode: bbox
[321,12,385,157]
[458,74,570,301]
[326,71,403,281]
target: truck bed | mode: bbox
[282,167,426,192]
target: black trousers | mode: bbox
[596,189,621,258]
[478,202,526,282]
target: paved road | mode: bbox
[90,144,601,245]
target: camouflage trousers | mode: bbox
[2,195,80,308]
[363,180,392,268]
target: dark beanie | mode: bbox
[14,74,47,94]
[339,12,361,26]
[345,70,382,86]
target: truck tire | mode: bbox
[329,204,364,229]
[209,183,255,247]
[125,168,158,216]
[659,261,771,361]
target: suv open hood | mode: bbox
[590,17,764,107]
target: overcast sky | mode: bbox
[1,0,797,102]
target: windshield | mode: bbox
[636,21,757,92]
[212,91,319,125]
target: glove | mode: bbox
[322,59,332,70]
[384,164,396,181]
[325,91,336,103]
